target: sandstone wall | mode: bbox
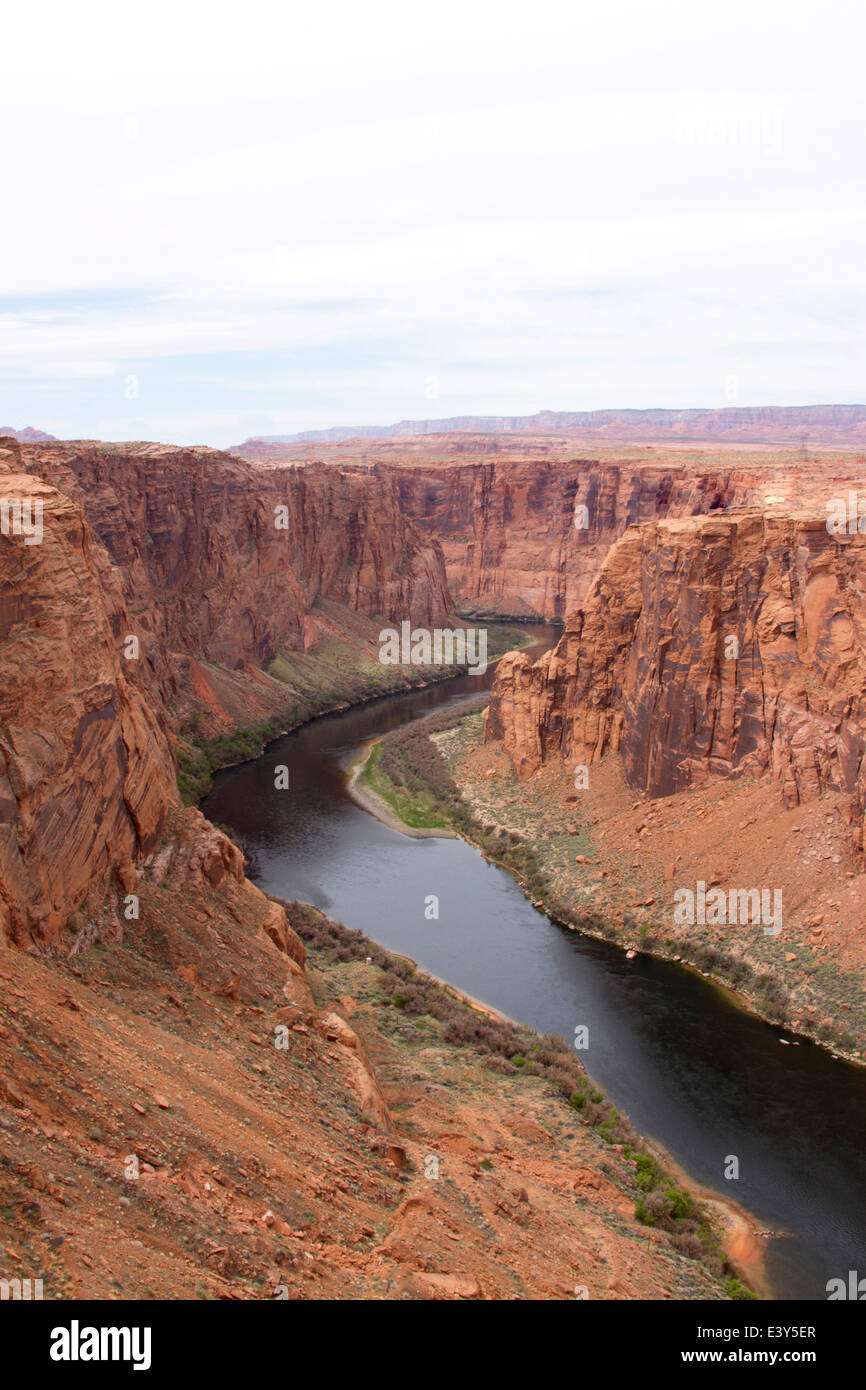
[0,465,177,947]
[18,442,455,670]
[486,511,866,832]
[388,458,786,619]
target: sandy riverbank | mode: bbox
[642,1138,775,1299]
[346,739,459,838]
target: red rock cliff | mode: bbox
[486,511,866,833]
[236,432,866,622]
[17,442,455,670]
[384,455,849,620]
[0,459,177,948]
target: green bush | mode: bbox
[635,1154,659,1192]
[726,1277,759,1301]
[635,1199,656,1226]
[665,1186,695,1221]
[176,719,282,804]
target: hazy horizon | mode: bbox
[7,400,866,452]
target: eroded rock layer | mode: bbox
[389,457,749,618]
[486,512,866,834]
[0,469,177,948]
[12,440,455,672]
[236,433,866,620]
[389,457,866,621]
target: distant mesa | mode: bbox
[233,404,866,452]
[0,425,57,442]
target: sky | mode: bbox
[1,0,864,447]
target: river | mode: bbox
[203,624,866,1300]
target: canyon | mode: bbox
[2,423,866,1300]
[0,436,455,950]
[0,432,739,1301]
[235,426,866,1051]
[236,430,866,621]
[234,432,866,1049]
[464,479,866,1056]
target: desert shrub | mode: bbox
[753,972,789,1018]
[670,1231,707,1260]
[665,1186,695,1220]
[727,1277,759,1301]
[176,719,283,804]
[635,1200,656,1226]
[635,1154,659,1192]
[483,1055,516,1076]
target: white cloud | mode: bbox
[1,0,864,444]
